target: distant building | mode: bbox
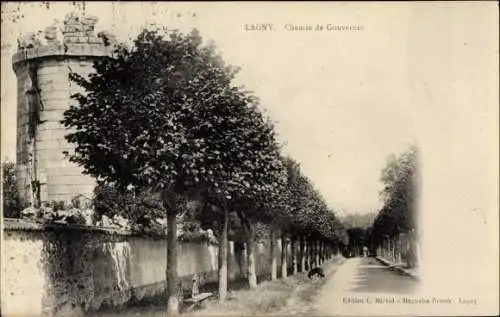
[12,13,113,207]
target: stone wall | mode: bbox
[1,219,290,317]
[376,231,420,266]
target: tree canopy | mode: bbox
[62,26,291,311]
[369,145,418,247]
[63,27,285,207]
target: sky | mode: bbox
[1,2,417,216]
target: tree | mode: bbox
[346,227,367,257]
[63,26,284,310]
[2,160,20,218]
[341,212,377,229]
[230,179,286,288]
[368,145,418,265]
[234,156,292,283]
[277,157,347,273]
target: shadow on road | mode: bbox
[346,257,418,294]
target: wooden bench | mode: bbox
[183,292,214,311]
[182,273,214,312]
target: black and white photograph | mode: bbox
[1,2,498,317]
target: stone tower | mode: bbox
[12,13,114,207]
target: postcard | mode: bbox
[1,2,498,317]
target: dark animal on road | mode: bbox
[308,267,325,279]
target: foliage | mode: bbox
[220,154,348,250]
[63,27,285,216]
[93,183,215,238]
[2,160,20,218]
[60,22,352,305]
[61,25,289,309]
[60,19,343,250]
[341,212,377,229]
[346,227,367,255]
[93,183,165,232]
[369,145,418,247]
[277,157,347,246]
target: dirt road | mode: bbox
[314,257,419,316]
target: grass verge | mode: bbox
[189,255,346,317]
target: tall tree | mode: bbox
[231,176,287,288]
[280,157,347,271]
[63,27,284,311]
[369,145,418,264]
[346,227,367,257]
[63,26,285,309]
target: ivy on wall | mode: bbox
[23,60,47,208]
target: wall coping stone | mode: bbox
[2,218,218,243]
[3,218,132,236]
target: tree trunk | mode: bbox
[393,238,397,263]
[305,239,311,271]
[227,239,231,285]
[315,241,321,266]
[291,236,298,275]
[235,241,244,277]
[314,241,318,266]
[321,242,324,264]
[246,223,257,288]
[281,232,288,279]
[237,211,257,288]
[389,238,392,260]
[303,239,308,271]
[227,228,231,286]
[310,240,316,269]
[319,242,323,264]
[270,227,277,280]
[316,241,320,265]
[308,240,314,270]
[166,210,179,315]
[318,242,321,264]
[218,206,229,303]
[299,236,305,272]
[388,238,392,261]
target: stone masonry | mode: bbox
[12,13,115,207]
